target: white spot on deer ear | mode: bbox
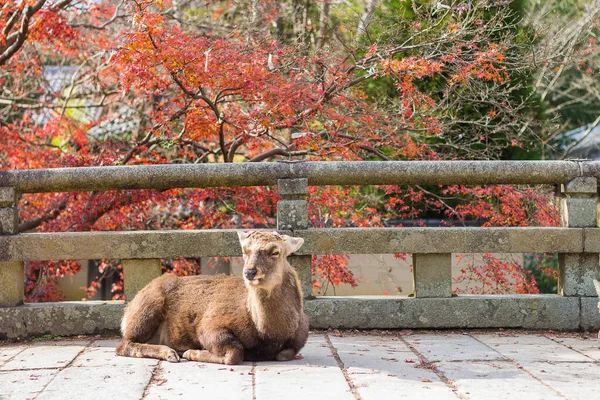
[283,236,304,254]
[237,231,251,244]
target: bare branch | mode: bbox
[561,114,600,159]
[356,0,377,41]
[248,148,309,162]
[18,201,67,232]
[69,0,126,30]
[0,1,46,66]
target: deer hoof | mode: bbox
[276,348,296,361]
[164,349,180,363]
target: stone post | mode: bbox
[122,259,162,301]
[412,253,452,298]
[559,176,599,296]
[277,178,312,298]
[0,187,24,307]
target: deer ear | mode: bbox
[594,279,600,296]
[283,235,304,254]
[237,231,251,244]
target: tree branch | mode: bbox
[356,0,377,41]
[0,1,43,66]
[69,0,125,30]
[18,201,67,232]
[317,0,329,48]
[248,148,309,162]
[561,113,600,159]
[0,0,73,66]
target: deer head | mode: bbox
[237,231,304,290]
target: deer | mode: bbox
[116,231,309,365]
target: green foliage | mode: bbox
[524,253,558,294]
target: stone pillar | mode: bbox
[412,253,452,298]
[0,187,24,307]
[122,259,162,301]
[277,178,312,298]
[277,178,308,231]
[559,177,599,296]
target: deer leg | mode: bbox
[116,340,180,362]
[276,314,309,361]
[182,331,244,365]
[117,274,178,361]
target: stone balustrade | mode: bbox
[1,161,599,340]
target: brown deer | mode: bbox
[116,231,309,364]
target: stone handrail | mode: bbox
[1,160,600,192]
[0,161,599,340]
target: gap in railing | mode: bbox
[34,257,207,303]
[451,253,559,296]
[23,252,562,303]
[17,188,279,234]
[208,254,414,297]
[307,254,412,297]
[33,254,415,302]
[16,182,560,235]
[52,259,122,302]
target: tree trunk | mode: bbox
[356,0,377,41]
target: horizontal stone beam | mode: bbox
[0,230,244,261]
[0,295,595,340]
[295,227,584,254]
[582,228,600,252]
[305,295,583,330]
[1,161,598,193]
[0,227,585,261]
[0,301,123,340]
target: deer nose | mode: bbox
[244,269,257,280]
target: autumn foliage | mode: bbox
[0,0,576,301]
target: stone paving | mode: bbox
[1,331,599,400]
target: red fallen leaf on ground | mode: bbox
[405,359,415,363]
[295,353,304,360]
[421,379,432,383]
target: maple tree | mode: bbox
[525,0,600,159]
[1,0,587,301]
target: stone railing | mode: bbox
[1,161,599,339]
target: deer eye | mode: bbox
[271,250,280,256]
